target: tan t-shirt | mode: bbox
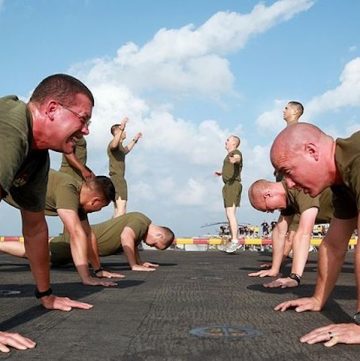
[332,131,360,219]
[0,95,49,212]
[50,212,151,264]
[45,169,87,220]
[222,149,242,184]
[108,142,126,178]
[281,183,333,224]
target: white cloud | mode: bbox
[306,57,360,116]
[0,1,312,237]
[256,57,360,135]
[71,0,313,99]
[255,99,286,134]
[174,178,208,205]
[130,181,156,201]
[64,1,314,235]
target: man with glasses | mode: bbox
[0,74,95,353]
[270,123,360,346]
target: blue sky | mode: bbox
[1,0,360,237]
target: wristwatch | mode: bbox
[288,273,301,285]
[353,311,360,325]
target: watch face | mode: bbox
[354,312,360,325]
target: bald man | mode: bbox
[270,123,360,347]
[248,179,333,289]
[215,135,243,253]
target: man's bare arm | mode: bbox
[109,117,128,149]
[264,208,318,288]
[57,209,117,286]
[275,217,356,312]
[249,215,290,277]
[21,209,93,311]
[83,222,124,279]
[124,132,142,154]
[63,153,94,180]
[121,227,155,271]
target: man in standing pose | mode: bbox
[215,135,243,254]
[0,74,95,352]
[108,117,142,217]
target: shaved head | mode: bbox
[248,179,287,212]
[288,101,304,117]
[271,123,324,168]
[248,179,270,211]
[270,123,335,196]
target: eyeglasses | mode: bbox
[59,103,91,127]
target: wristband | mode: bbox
[132,138,138,143]
[94,267,104,274]
[34,287,53,299]
[288,273,301,285]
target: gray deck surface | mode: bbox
[0,249,359,360]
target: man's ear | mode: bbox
[305,142,319,161]
[45,100,58,120]
[91,197,101,206]
[157,232,164,240]
[264,190,271,198]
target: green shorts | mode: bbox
[110,176,128,201]
[222,181,242,208]
[49,237,72,266]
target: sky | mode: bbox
[0,0,360,237]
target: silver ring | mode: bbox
[328,331,333,339]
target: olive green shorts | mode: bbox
[49,237,72,266]
[222,182,242,208]
[111,176,128,201]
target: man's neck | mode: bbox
[27,102,46,150]
[286,119,299,127]
[331,140,344,185]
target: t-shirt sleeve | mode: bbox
[0,123,27,193]
[348,157,360,212]
[331,185,358,219]
[9,152,50,212]
[295,191,320,214]
[126,220,148,244]
[280,189,319,216]
[55,183,81,212]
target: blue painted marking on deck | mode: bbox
[190,325,261,338]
